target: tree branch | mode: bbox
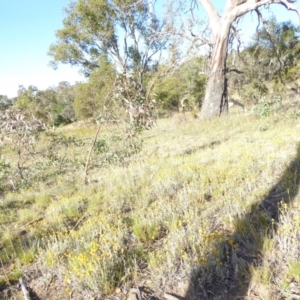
[198,0,221,35]
[232,0,300,20]
[226,68,244,74]
[146,61,179,102]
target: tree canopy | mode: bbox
[195,0,300,118]
[47,0,300,120]
[49,0,168,78]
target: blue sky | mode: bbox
[0,0,84,98]
[0,1,299,98]
[210,1,300,46]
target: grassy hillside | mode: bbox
[1,103,300,300]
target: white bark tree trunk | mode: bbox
[200,23,231,118]
[198,0,300,119]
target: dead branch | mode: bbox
[227,68,244,74]
[83,91,114,185]
[19,278,30,300]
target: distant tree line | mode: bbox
[1,8,300,126]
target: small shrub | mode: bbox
[132,221,163,245]
[255,96,282,117]
[290,109,300,119]
[18,208,40,225]
[259,123,271,131]
[0,157,10,191]
[288,261,300,281]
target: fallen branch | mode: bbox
[19,277,30,300]
[164,293,181,300]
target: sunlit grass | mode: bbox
[1,108,300,299]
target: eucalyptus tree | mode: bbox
[73,56,115,120]
[154,58,207,113]
[55,81,77,124]
[193,0,300,119]
[249,19,300,86]
[49,0,169,124]
[14,84,75,125]
[228,18,300,102]
[0,95,12,111]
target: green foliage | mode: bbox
[249,19,300,79]
[93,133,143,167]
[14,83,77,126]
[15,85,39,113]
[288,261,300,281]
[54,81,77,125]
[49,0,168,77]
[231,18,300,104]
[0,95,12,111]
[154,76,184,111]
[0,157,10,192]
[154,58,207,113]
[227,19,300,112]
[254,96,282,117]
[94,139,108,154]
[240,80,269,104]
[0,112,87,190]
[0,265,22,290]
[73,56,115,120]
[180,58,208,107]
[290,109,300,119]
[132,220,163,245]
[193,74,207,106]
[49,0,172,127]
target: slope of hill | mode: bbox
[1,103,300,300]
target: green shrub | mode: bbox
[255,96,282,117]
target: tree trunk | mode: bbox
[198,0,300,119]
[200,31,230,119]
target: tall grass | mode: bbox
[1,106,300,299]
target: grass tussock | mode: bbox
[1,106,300,299]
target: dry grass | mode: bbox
[1,105,300,299]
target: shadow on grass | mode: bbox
[184,143,300,299]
